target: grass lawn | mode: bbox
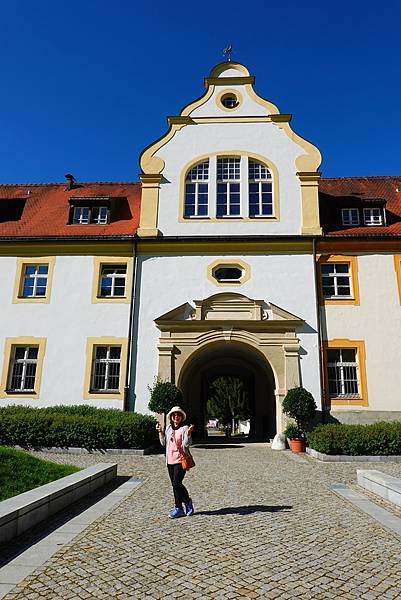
[0,446,80,501]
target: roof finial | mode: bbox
[223,45,233,62]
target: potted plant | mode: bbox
[148,379,184,430]
[282,386,317,453]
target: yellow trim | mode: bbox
[297,172,322,235]
[0,241,133,257]
[215,89,243,112]
[207,259,251,286]
[322,339,368,407]
[317,255,360,305]
[246,83,280,115]
[178,151,280,223]
[91,256,133,304]
[393,255,401,305]
[205,76,255,86]
[0,337,46,399]
[208,62,251,78]
[137,173,162,237]
[12,257,56,304]
[83,337,128,400]
[137,239,313,255]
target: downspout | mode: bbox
[312,237,325,424]
[124,237,137,411]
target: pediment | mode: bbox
[155,293,304,328]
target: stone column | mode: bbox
[157,344,176,382]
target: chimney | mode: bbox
[64,173,76,191]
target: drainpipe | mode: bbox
[124,238,137,412]
[312,237,325,424]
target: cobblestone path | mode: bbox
[2,445,401,599]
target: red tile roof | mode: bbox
[0,182,140,238]
[1,176,401,239]
[319,176,401,236]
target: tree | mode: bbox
[282,386,317,437]
[207,376,250,436]
[148,380,183,429]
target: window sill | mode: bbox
[5,390,37,395]
[183,216,210,220]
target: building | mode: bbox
[1,61,400,437]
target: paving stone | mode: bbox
[1,447,401,598]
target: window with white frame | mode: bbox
[363,207,383,226]
[216,157,241,217]
[248,160,273,216]
[184,160,209,217]
[341,208,359,226]
[21,264,48,297]
[320,263,352,298]
[99,265,127,297]
[7,346,39,392]
[91,346,121,392]
[327,348,359,397]
[72,206,109,224]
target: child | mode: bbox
[156,406,195,518]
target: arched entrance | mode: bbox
[178,341,276,440]
[155,292,304,436]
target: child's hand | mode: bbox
[187,424,195,436]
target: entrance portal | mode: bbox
[179,342,276,440]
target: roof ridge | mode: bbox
[0,181,140,187]
[321,175,401,181]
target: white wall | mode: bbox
[133,252,321,414]
[156,121,305,237]
[0,256,130,408]
[321,254,401,411]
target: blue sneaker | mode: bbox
[169,506,185,519]
[185,499,194,516]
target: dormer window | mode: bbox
[69,198,111,224]
[363,207,383,226]
[341,208,359,226]
[72,206,109,224]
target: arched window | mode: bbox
[183,156,275,219]
[184,160,209,217]
[248,160,273,216]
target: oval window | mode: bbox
[214,266,242,282]
[220,93,239,109]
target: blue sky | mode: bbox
[0,0,400,183]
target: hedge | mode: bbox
[0,405,158,450]
[307,422,401,456]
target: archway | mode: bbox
[178,341,276,440]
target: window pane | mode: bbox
[25,265,36,275]
[321,264,334,274]
[95,346,108,359]
[327,349,341,362]
[14,347,26,359]
[22,281,35,296]
[109,347,121,359]
[38,266,48,275]
[215,267,242,281]
[335,264,349,274]
[341,349,356,362]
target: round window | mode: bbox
[214,266,243,282]
[220,93,239,109]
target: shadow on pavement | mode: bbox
[0,475,131,568]
[193,444,245,449]
[196,504,292,516]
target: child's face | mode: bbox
[171,412,183,426]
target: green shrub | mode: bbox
[0,406,157,450]
[282,386,317,436]
[307,421,401,455]
[148,380,184,427]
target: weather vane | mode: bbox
[223,45,233,62]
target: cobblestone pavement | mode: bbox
[2,445,401,599]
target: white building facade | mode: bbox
[1,62,401,436]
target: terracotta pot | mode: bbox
[289,437,306,453]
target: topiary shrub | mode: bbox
[282,386,317,438]
[148,380,184,428]
[307,421,401,456]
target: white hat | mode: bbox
[167,406,186,421]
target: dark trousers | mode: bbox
[167,463,190,508]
